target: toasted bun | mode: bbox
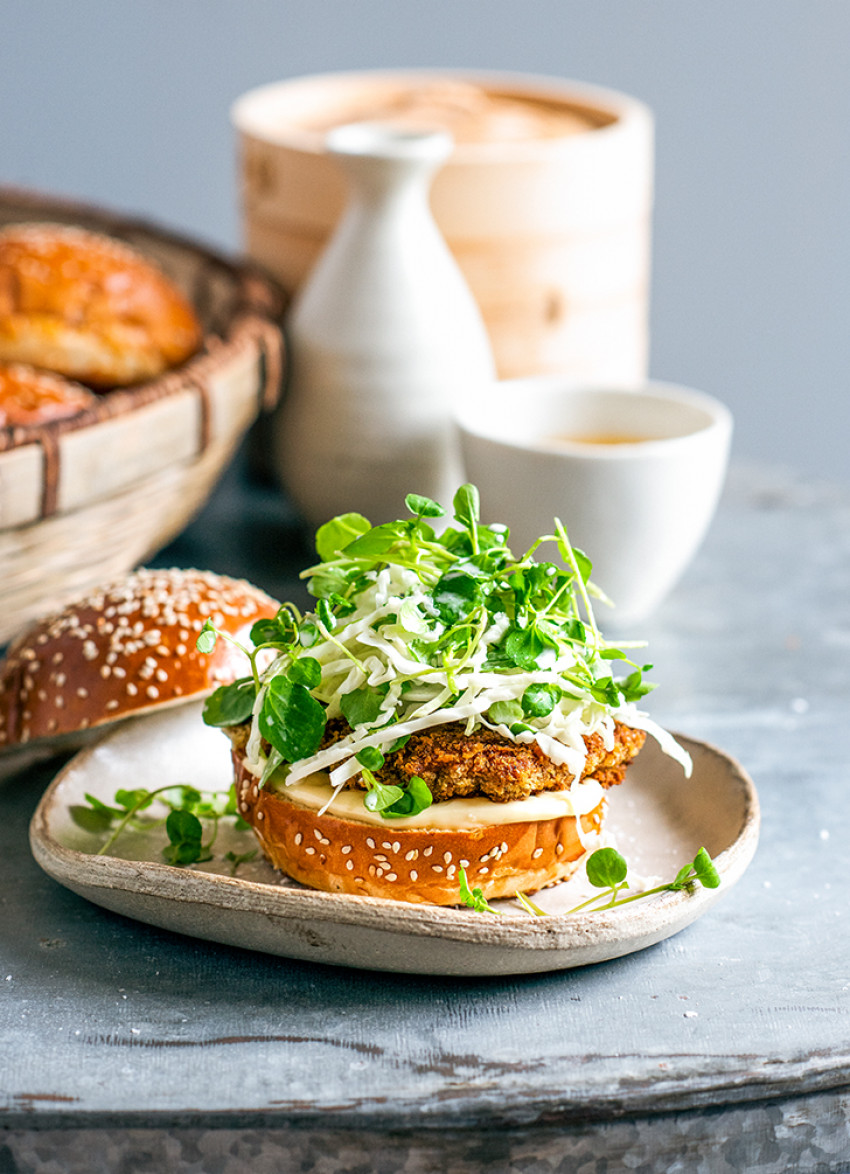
[0,568,278,752]
[0,362,96,427]
[0,223,202,386]
[232,747,604,905]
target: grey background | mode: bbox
[2,0,848,483]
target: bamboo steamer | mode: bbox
[232,70,653,382]
[0,188,284,646]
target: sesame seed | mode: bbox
[410,870,418,881]
[305,847,316,856]
[479,867,490,875]
[423,846,434,857]
[366,837,376,849]
[405,850,418,862]
[54,673,66,687]
[294,833,303,846]
[386,873,398,882]
[432,865,444,874]
[443,851,453,864]
[76,688,88,699]
[126,683,138,696]
[313,829,323,841]
[155,669,168,683]
[382,842,393,851]
[501,842,509,854]
[342,845,352,855]
[532,848,544,859]
[555,843,564,856]
[105,700,119,711]
[55,696,64,709]
[256,812,264,821]
[346,861,354,871]
[446,865,456,878]
[459,859,470,868]
[146,686,159,700]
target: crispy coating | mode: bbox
[326,718,646,803]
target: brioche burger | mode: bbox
[200,486,691,906]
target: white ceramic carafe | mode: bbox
[274,121,495,527]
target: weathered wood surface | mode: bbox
[1,459,848,1171]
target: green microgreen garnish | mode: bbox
[70,783,254,870]
[459,847,720,919]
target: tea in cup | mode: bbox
[456,379,733,626]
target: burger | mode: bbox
[201,486,690,906]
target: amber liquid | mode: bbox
[546,432,651,446]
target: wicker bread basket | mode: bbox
[0,188,285,646]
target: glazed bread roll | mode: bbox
[0,223,202,386]
[0,362,96,427]
[0,567,279,752]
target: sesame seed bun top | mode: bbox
[0,567,279,753]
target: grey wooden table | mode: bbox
[1,456,848,1174]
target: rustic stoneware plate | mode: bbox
[29,704,759,976]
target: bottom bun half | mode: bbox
[232,749,605,906]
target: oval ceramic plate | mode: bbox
[29,704,759,976]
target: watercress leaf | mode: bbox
[316,598,335,630]
[69,804,114,834]
[308,568,352,600]
[522,683,559,718]
[387,734,411,753]
[328,592,357,617]
[504,625,545,670]
[364,781,405,812]
[165,808,203,847]
[432,570,481,625]
[163,786,202,812]
[288,656,322,689]
[83,793,124,816]
[224,849,258,876]
[382,774,433,819]
[453,483,480,528]
[260,747,284,786]
[249,619,278,647]
[586,847,628,888]
[692,847,721,889]
[163,839,208,867]
[195,619,218,654]
[561,618,587,643]
[669,862,696,891]
[299,621,319,648]
[114,788,153,813]
[405,493,445,519]
[356,745,385,771]
[202,678,256,728]
[315,512,371,561]
[573,547,593,583]
[340,683,389,728]
[619,669,657,703]
[342,522,406,559]
[488,699,524,726]
[406,774,433,812]
[259,675,327,763]
[458,867,500,914]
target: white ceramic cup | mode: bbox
[456,378,733,627]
